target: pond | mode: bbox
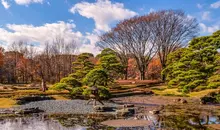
[0,113,219,130]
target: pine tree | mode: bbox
[163,30,220,93]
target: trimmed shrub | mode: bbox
[207,75,220,89]
[82,87,91,97]
[71,87,83,96]
[97,86,111,99]
[82,86,111,99]
[52,83,68,91]
[83,69,108,86]
[60,77,82,88]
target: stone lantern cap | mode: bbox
[90,86,98,91]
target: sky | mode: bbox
[0,0,219,55]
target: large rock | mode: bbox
[116,108,135,117]
[149,110,160,115]
[200,91,220,104]
[116,104,134,110]
[93,105,114,112]
[180,99,187,104]
[15,107,44,114]
[173,98,181,102]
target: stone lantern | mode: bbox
[86,86,104,106]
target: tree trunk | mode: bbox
[139,66,145,80]
[140,71,145,80]
[41,79,47,92]
[124,66,128,80]
[161,63,166,81]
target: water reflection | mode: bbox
[0,113,219,130]
[126,113,219,129]
[0,116,87,130]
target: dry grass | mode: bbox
[116,80,161,85]
[189,89,220,97]
[153,88,182,95]
[152,86,219,98]
[0,98,16,108]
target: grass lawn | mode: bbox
[152,88,183,96]
[152,86,219,97]
[189,89,219,97]
[0,98,16,108]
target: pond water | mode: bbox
[0,113,219,130]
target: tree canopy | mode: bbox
[83,68,108,87]
[163,30,220,93]
[71,53,95,81]
[97,49,124,81]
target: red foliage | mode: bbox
[147,57,162,80]
[127,58,138,79]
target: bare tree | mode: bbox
[98,30,130,80]
[98,10,199,80]
[99,15,158,80]
[34,37,78,91]
[150,10,199,80]
[50,36,77,81]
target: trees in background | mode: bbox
[0,47,4,82]
[163,30,220,93]
[0,10,202,85]
[99,10,198,80]
[0,36,78,84]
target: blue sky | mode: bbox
[0,0,219,54]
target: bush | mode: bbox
[98,86,111,99]
[71,87,83,96]
[82,87,91,97]
[207,75,220,89]
[194,86,207,91]
[82,86,111,99]
[83,69,108,86]
[60,77,82,88]
[52,83,68,91]
[207,82,220,89]
[200,91,220,104]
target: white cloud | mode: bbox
[211,1,220,8]
[202,11,211,20]
[1,0,10,9]
[197,3,203,9]
[0,21,102,54]
[0,21,83,51]
[69,0,137,32]
[149,8,155,13]
[187,14,194,19]
[199,23,219,33]
[14,0,44,5]
[79,33,100,55]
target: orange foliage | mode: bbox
[147,57,162,80]
[127,58,138,79]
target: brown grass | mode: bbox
[0,98,16,108]
[116,80,161,85]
